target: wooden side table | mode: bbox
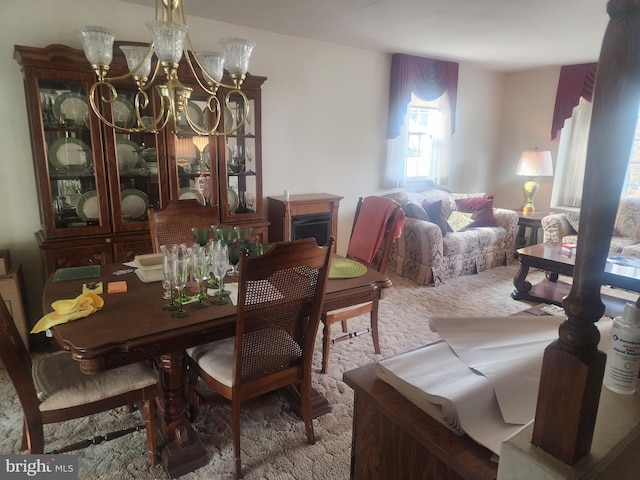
[516,211,547,250]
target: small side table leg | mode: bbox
[512,262,533,300]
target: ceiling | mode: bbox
[118,0,610,72]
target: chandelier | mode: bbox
[77,0,254,136]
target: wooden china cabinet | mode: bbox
[14,43,268,277]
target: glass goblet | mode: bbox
[171,250,191,318]
[211,243,230,305]
[190,246,210,309]
[191,227,211,247]
[161,245,179,311]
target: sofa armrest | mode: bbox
[389,217,444,284]
[493,208,519,233]
[541,213,575,242]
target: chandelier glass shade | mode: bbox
[77,0,254,136]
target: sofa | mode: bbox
[541,196,640,258]
[385,188,519,285]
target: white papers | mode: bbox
[430,315,564,424]
[376,314,614,456]
[376,341,526,455]
[430,315,613,425]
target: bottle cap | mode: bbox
[622,302,640,328]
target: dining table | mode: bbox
[43,256,391,478]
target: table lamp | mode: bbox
[515,149,553,213]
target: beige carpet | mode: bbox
[0,265,624,479]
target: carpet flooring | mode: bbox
[0,264,628,479]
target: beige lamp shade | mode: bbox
[515,150,553,213]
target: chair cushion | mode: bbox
[34,351,157,411]
[187,337,235,388]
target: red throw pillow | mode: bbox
[455,196,498,227]
[421,199,448,236]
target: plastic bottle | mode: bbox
[603,301,640,394]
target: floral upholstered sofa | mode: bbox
[541,197,640,258]
[385,189,518,285]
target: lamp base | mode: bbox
[521,179,539,214]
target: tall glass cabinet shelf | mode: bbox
[14,43,268,276]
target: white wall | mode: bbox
[0,0,559,324]
[494,66,562,211]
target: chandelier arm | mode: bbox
[88,81,160,134]
[223,90,249,135]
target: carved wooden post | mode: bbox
[532,0,640,464]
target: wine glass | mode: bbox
[161,245,180,311]
[171,247,191,318]
[191,227,211,247]
[190,246,210,309]
[245,144,254,173]
[211,243,230,305]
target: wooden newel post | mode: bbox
[532,0,640,464]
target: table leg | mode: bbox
[157,351,208,478]
[512,262,533,300]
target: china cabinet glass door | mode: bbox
[219,93,262,223]
[38,77,110,238]
[102,86,167,232]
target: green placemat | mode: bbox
[53,265,101,282]
[329,258,367,279]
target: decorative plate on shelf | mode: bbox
[176,100,205,131]
[179,187,205,206]
[48,137,92,172]
[112,97,135,128]
[116,139,142,171]
[121,189,149,219]
[75,190,99,221]
[52,92,88,125]
[228,188,239,214]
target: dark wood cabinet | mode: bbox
[14,43,267,276]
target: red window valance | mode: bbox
[387,53,459,140]
[550,63,597,140]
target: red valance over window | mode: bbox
[550,63,597,140]
[386,54,459,140]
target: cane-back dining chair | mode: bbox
[320,196,404,373]
[148,199,216,252]
[0,292,159,465]
[187,237,333,479]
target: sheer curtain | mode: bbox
[431,92,452,186]
[384,92,451,188]
[384,54,458,189]
[553,98,592,207]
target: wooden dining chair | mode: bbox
[148,198,217,252]
[320,196,404,373]
[187,237,333,479]
[0,292,160,465]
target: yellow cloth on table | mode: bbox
[30,293,104,334]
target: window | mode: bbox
[552,101,640,208]
[405,97,443,179]
[384,92,451,188]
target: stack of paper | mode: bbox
[376,315,613,456]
